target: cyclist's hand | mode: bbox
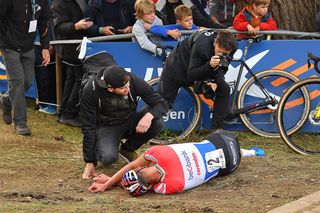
[88,182,108,193]
[167,29,181,40]
[210,55,220,69]
[93,174,111,183]
[136,112,154,134]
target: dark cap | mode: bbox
[97,65,130,88]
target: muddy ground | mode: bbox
[0,109,319,212]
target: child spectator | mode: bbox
[132,0,164,55]
[150,5,198,41]
[233,0,277,39]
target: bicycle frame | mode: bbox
[227,38,276,117]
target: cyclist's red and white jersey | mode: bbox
[143,141,226,194]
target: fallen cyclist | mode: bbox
[88,130,265,196]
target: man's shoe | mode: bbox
[14,124,31,135]
[0,94,12,125]
[119,147,138,163]
[59,117,82,127]
[250,146,265,157]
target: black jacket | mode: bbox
[162,29,237,86]
[158,0,222,28]
[51,0,95,63]
[84,0,136,36]
[0,0,50,52]
[80,69,168,163]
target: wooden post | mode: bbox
[55,54,62,111]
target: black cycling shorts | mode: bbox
[206,129,241,176]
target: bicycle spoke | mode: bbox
[239,70,305,137]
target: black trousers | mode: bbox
[158,73,230,129]
[58,63,83,119]
[95,111,164,165]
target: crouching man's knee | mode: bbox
[98,153,118,166]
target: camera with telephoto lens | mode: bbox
[218,53,231,68]
[193,80,216,99]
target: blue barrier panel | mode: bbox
[85,40,320,132]
[1,40,320,132]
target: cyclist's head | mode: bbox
[121,168,148,197]
[214,30,237,55]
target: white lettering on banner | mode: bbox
[0,62,5,70]
[163,111,185,122]
[125,50,276,100]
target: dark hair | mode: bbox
[215,30,237,52]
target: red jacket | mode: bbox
[233,6,277,39]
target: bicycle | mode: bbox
[147,36,308,144]
[277,52,320,155]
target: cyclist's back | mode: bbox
[144,130,241,194]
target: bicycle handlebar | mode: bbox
[307,52,320,74]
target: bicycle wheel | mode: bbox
[146,77,201,144]
[277,77,320,155]
[238,69,309,137]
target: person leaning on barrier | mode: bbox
[233,0,277,39]
[0,0,50,135]
[81,65,169,180]
[88,129,265,195]
[132,0,164,56]
[51,0,95,127]
[84,0,136,36]
[149,5,199,41]
[158,29,237,131]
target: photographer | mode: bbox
[158,29,237,130]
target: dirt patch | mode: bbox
[0,109,319,212]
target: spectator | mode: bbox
[34,42,56,115]
[87,130,265,195]
[158,29,237,131]
[0,0,50,135]
[81,64,168,180]
[34,0,57,115]
[85,0,136,36]
[51,0,94,127]
[132,0,164,55]
[209,0,236,28]
[156,0,223,28]
[150,5,198,41]
[233,0,277,39]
